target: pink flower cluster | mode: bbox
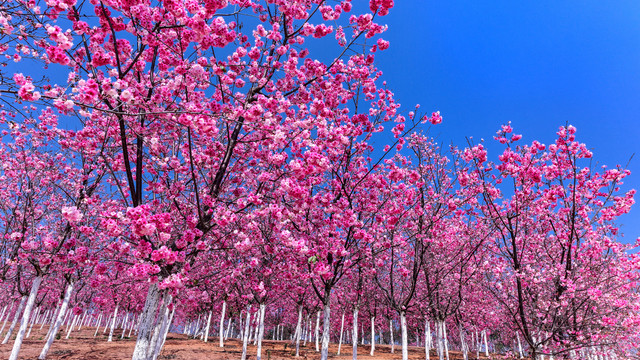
[61,206,83,223]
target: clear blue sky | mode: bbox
[373,1,640,242]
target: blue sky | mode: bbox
[371,1,640,243]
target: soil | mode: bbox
[0,327,492,359]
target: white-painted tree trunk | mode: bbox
[225,317,232,340]
[483,329,489,358]
[9,276,42,360]
[390,319,395,354]
[425,319,431,360]
[78,310,87,331]
[94,314,102,337]
[352,308,359,360]
[0,305,8,328]
[219,301,226,346]
[337,311,345,355]
[443,321,449,360]
[256,304,266,360]
[517,332,524,359]
[131,283,161,360]
[241,306,251,360]
[65,314,77,339]
[302,317,308,346]
[204,310,212,343]
[27,306,40,338]
[370,316,375,356]
[436,320,444,360]
[108,305,119,342]
[400,311,408,360]
[159,306,175,353]
[149,293,169,360]
[39,281,74,360]
[460,328,468,360]
[315,310,320,352]
[39,308,49,331]
[0,301,16,338]
[320,302,331,360]
[121,312,129,339]
[2,296,27,344]
[151,294,172,360]
[294,305,303,357]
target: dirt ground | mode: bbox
[0,327,490,359]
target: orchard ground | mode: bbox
[0,327,493,360]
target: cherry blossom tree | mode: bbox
[474,125,638,359]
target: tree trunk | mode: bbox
[131,283,161,360]
[2,296,27,344]
[151,294,172,360]
[400,311,408,360]
[0,302,15,337]
[482,330,489,358]
[108,305,119,342]
[219,301,226,346]
[121,313,130,339]
[337,311,345,355]
[460,327,468,360]
[26,306,40,338]
[65,314,77,339]
[370,316,375,356]
[390,319,395,354]
[224,317,232,340]
[39,281,74,360]
[443,321,449,360]
[256,304,266,360]
[241,306,251,360]
[320,302,331,360]
[204,310,212,343]
[94,314,102,337]
[294,306,303,357]
[425,319,431,360]
[9,276,42,360]
[159,306,175,352]
[352,307,359,360]
[315,311,320,352]
[517,332,524,359]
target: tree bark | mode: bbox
[39,281,74,360]
[337,311,345,355]
[9,276,42,360]
[294,306,303,357]
[219,301,226,346]
[352,308,359,360]
[320,302,331,360]
[256,304,266,360]
[131,283,161,360]
[2,296,27,344]
[241,306,251,360]
[400,311,408,360]
[370,316,375,356]
[108,305,119,342]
